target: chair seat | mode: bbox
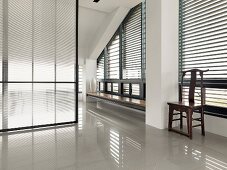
[167,101,202,109]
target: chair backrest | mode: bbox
[179,69,209,105]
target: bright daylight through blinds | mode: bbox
[179,0,227,110]
[96,2,146,99]
[107,34,120,79]
[123,4,142,79]
[0,0,78,131]
[97,52,105,80]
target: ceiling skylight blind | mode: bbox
[122,3,142,79]
[107,34,120,79]
[179,0,227,109]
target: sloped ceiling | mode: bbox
[80,0,142,13]
[78,0,142,62]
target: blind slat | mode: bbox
[179,0,227,109]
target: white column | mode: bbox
[146,0,179,129]
[83,59,97,102]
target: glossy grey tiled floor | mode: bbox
[0,101,227,170]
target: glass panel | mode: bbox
[123,84,130,95]
[113,83,118,93]
[132,84,140,96]
[0,0,77,131]
[107,34,120,79]
[33,0,55,82]
[0,84,2,130]
[7,84,32,129]
[8,0,32,81]
[100,82,104,91]
[56,84,75,123]
[0,0,2,82]
[123,4,142,79]
[56,0,75,82]
[33,83,55,125]
[107,83,112,92]
[97,52,105,80]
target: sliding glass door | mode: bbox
[0,0,78,131]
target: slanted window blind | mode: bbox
[107,34,120,79]
[179,0,227,109]
[122,3,143,79]
[95,2,146,100]
[97,51,105,80]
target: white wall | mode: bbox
[83,59,97,102]
[204,115,227,137]
[146,0,178,129]
[89,7,129,59]
[79,7,107,60]
[146,0,227,138]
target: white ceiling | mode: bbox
[78,0,142,62]
[79,7,106,54]
[79,0,142,13]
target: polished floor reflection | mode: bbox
[0,101,227,170]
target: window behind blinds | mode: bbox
[0,0,78,131]
[97,51,105,80]
[0,0,2,82]
[132,84,140,96]
[107,34,120,79]
[122,4,142,79]
[95,2,146,100]
[142,1,146,79]
[179,0,227,109]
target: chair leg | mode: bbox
[201,108,205,136]
[186,109,193,139]
[168,106,174,131]
[188,109,193,139]
[180,112,183,129]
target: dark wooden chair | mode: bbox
[167,69,209,139]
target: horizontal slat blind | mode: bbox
[179,0,227,108]
[107,83,111,92]
[132,84,140,96]
[0,0,2,82]
[123,4,142,79]
[95,2,146,100]
[107,34,120,79]
[8,0,33,81]
[97,51,105,80]
[113,83,118,93]
[123,84,130,95]
[142,1,146,79]
[79,65,83,92]
[0,0,78,131]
